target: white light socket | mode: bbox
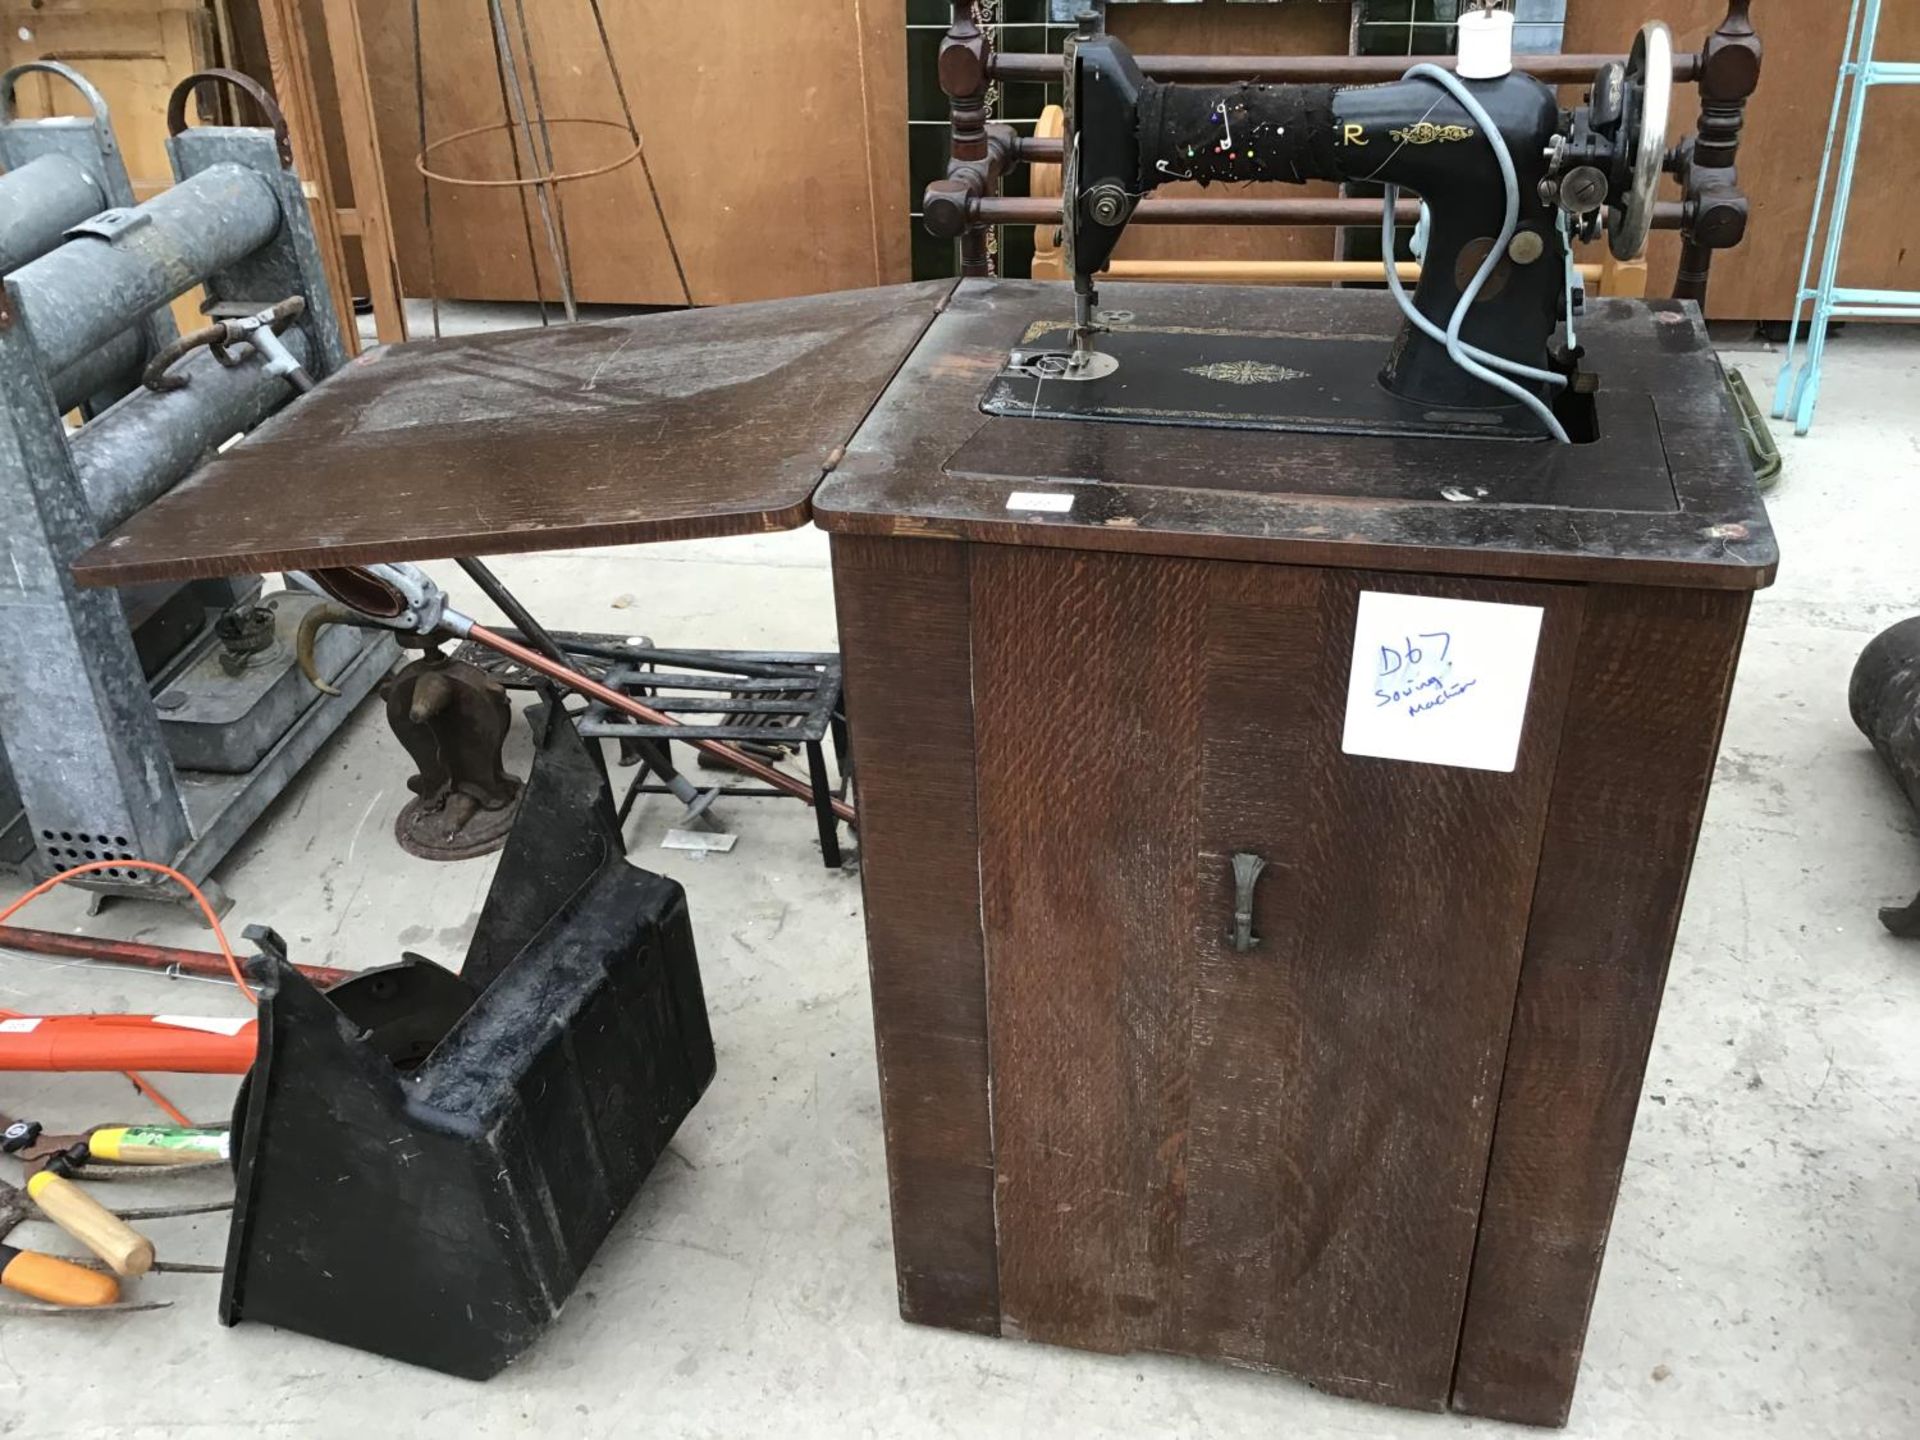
[1457,8,1517,80]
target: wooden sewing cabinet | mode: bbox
[812,280,1774,1427]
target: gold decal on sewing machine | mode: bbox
[1186,361,1309,386]
[1388,122,1477,145]
[1341,123,1370,146]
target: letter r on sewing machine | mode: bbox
[1341,591,1544,773]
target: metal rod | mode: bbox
[478,1,549,327]
[526,639,826,683]
[1100,258,1603,283]
[0,924,349,988]
[508,0,579,311]
[586,0,692,306]
[452,561,699,805]
[982,196,1423,226]
[969,196,1688,230]
[109,1201,234,1221]
[465,625,856,826]
[1016,133,1689,178]
[0,154,107,274]
[409,0,442,339]
[454,558,567,666]
[988,50,1699,85]
[485,0,576,321]
[72,331,311,533]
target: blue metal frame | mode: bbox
[1774,0,1920,435]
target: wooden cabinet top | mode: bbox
[71,280,957,588]
[814,280,1777,592]
[73,278,1774,594]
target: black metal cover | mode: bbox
[220,711,715,1378]
[985,322,1654,448]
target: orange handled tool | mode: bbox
[0,1241,119,1307]
[0,1015,255,1073]
[0,1179,122,1307]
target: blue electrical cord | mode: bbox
[1397,199,1563,393]
[1381,62,1571,444]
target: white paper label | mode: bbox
[1005,491,1074,513]
[152,1014,252,1036]
[0,1017,41,1033]
[1341,591,1544,773]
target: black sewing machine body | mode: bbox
[1074,41,1565,411]
[1037,24,1669,441]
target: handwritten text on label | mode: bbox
[1341,593,1544,772]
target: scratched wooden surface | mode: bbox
[814,280,1777,592]
[72,280,957,588]
[967,547,1584,1410]
[1451,584,1755,1426]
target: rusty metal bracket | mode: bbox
[166,68,294,170]
[142,296,309,394]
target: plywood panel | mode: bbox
[1,0,211,199]
[254,0,362,352]
[363,0,910,307]
[1566,2,1920,320]
[1107,0,1353,265]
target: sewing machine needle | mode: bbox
[1070,282,1098,373]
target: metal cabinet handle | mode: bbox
[1229,852,1267,953]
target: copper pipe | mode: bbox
[0,925,350,989]
[989,51,1699,85]
[465,624,856,827]
[971,195,1688,230]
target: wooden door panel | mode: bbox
[971,545,1211,1353]
[2,1,212,199]
[1189,565,1585,1404]
[1165,559,1326,1370]
[972,547,1585,1409]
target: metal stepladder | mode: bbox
[1774,0,1920,436]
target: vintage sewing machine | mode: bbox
[62,2,1772,1426]
[1004,5,1671,442]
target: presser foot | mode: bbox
[1004,346,1120,382]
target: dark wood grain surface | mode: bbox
[970,546,1587,1409]
[1450,585,1753,1426]
[814,281,1776,592]
[829,535,1000,1335]
[73,280,958,588]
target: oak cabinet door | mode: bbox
[971,546,1583,1409]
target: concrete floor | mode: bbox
[1,318,1917,1438]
